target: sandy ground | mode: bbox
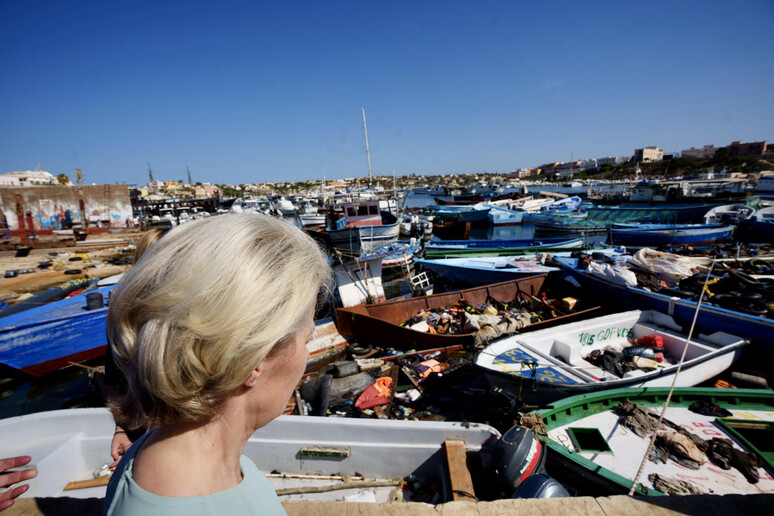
[0,232,144,304]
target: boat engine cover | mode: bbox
[514,473,570,498]
[492,425,547,495]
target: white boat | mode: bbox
[326,201,400,254]
[398,212,433,237]
[486,204,525,226]
[703,204,755,225]
[0,408,561,503]
[274,198,297,216]
[475,309,748,405]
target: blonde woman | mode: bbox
[103,214,330,515]
[108,226,171,467]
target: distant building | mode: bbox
[728,141,767,157]
[681,147,704,159]
[634,146,664,162]
[507,168,531,179]
[0,170,57,185]
[681,145,717,159]
[0,175,21,186]
[597,156,628,166]
[580,159,597,171]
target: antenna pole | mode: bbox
[362,108,372,187]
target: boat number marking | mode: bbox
[578,327,633,347]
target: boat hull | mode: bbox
[557,258,774,359]
[476,310,746,405]
[0,285,116,376]
[609,224,735,246]
[0,408,500,500]
[335,274,602,350]
[537,388,774,496]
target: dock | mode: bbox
[6,494,774,516]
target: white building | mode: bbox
[0,175,21,186]
[1,170,57,185]
[634,146,665,162]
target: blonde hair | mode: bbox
[133,228,169,263]
[108,214,331,430]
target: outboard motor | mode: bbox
[492,425,569,498]
[514,473,570,498]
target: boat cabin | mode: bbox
[335,201,383,229]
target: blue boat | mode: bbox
[424,237,583,251]
[584,203,717,223]
[486,205,524,226]
[416,255,559,286]
[555,256,774,360]
[423,238,585,259]
[609,223,735,246]
[417,249,626,286]
[0,284,115,376]
[427,203,491,223]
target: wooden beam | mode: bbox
[443,439,476,502]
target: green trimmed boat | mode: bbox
[534,387,774,496]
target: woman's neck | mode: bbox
[131,403,253,496]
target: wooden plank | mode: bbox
[443,439,476,502]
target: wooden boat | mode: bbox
[325,201,400,254]
[432,216,471,239]
[584,203,718,223]
[475,309,747,405]
[703,204,755,225]
[536,387,774,496]
[423,238,585,259]
[0,277,97,319]
[427,203,491,224]
[0,284,116,376]
[486,205,524,226]
[609,223,735,246]
[415,255,559,285]
[335,274,602,350]
[746,206,774,242]
[0,408,560,503]
[532,218,609,235]
[415,249,626,286]
[555,256,774,359]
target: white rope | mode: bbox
[627,258,716,496]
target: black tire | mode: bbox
[728,268,761,287]
[347,343,373,356]
[64,269,82,275]
[396,354,420,368]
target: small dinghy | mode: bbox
[475,309,747,405]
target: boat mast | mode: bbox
[362,107,372,188]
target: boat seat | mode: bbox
[553,339,582,365]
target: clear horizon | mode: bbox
[1,1,772,186]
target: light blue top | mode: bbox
[103,431,286,516]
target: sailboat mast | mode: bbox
[362,107,372,187]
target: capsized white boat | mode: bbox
[475,309,748,405]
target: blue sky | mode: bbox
[1,1,772,186]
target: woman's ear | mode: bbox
[243,367,261,387]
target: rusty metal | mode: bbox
[15,193,26,245]
[335,274,602,351]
